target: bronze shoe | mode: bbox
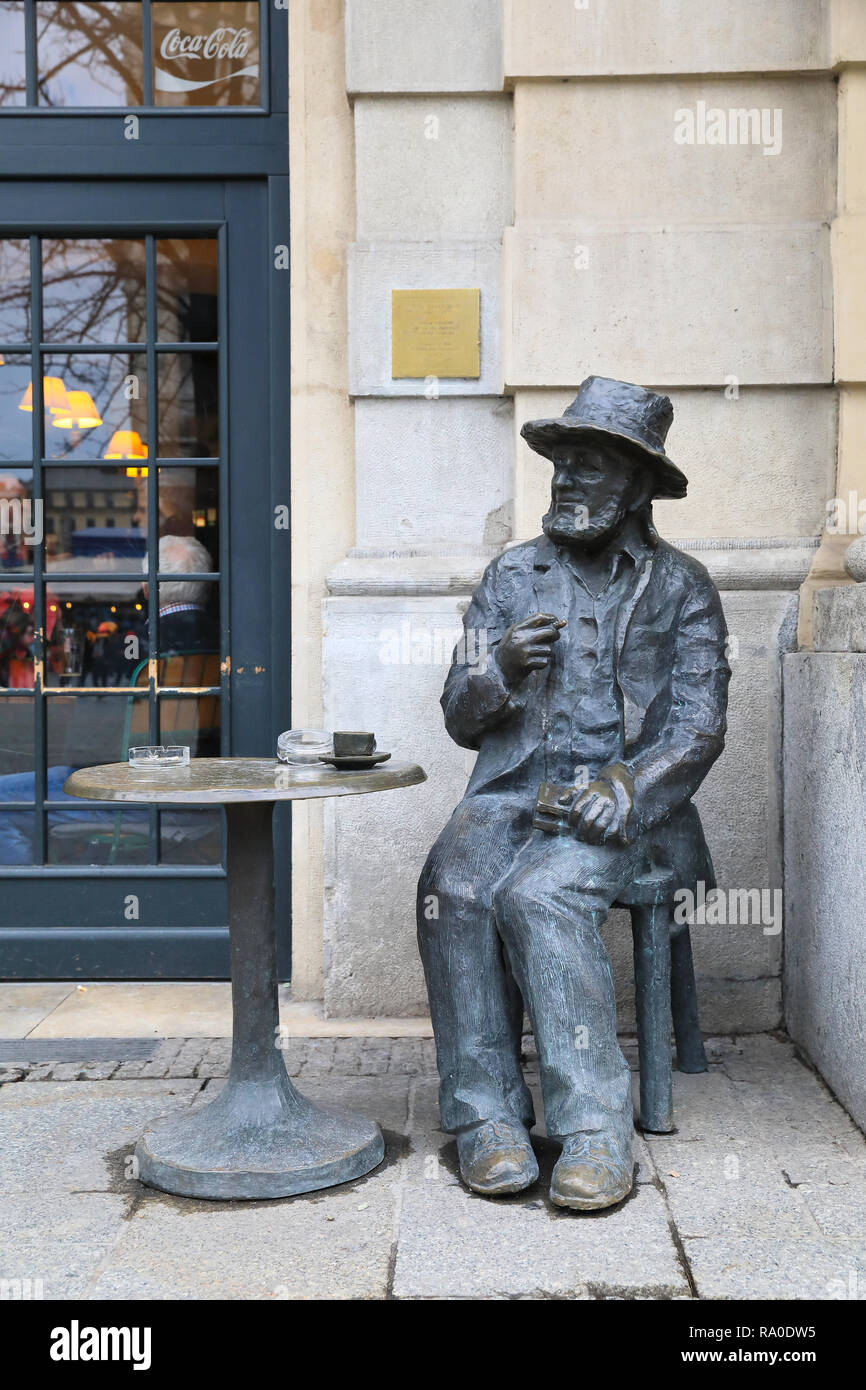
[550,1132,633,1211]
[456,1120,539,1196]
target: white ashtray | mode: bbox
[129,745,190,770]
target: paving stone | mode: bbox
[663,1172,819,1239]
[780,1151,866,1188]
[289,1074,411,1137]
[685,1237,866,1300]
[167,1040,207,1079]
[88,1159,400,1300]
[78,1062,120,1082]
[0,1080,202,1194]
[801,1183,866,1239]
[392,1181,688,1300]
[50,1063,85,1081]
[0,1191,129,1300]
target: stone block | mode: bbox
[504,225,832,387]
[783,652,866,1132]
[0,1080,201,1193]
[515,77,834,225]
[392,1181,688,1298]
[322,594,470,1015]
[504,0,828,79]
[685,1236,866,1299]
[813,583,866,650]
[346,0,504,93]
[354,396,513,548]
[355,97,512,239]
[349,241,503,396]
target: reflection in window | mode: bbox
[0,811,34,865]
[156,238,218,342]
[43,352,147,461]
[0,357,34,461]
[43,239,146,345]
[0,241,31,342]
[152,1,259,108]
[0,1,26,107]
[157,466,218,562]
[36,1,144,106]
[0,692,33,774]
[158,352,218,456]
[0,471,35,572]
[0,579,66,688]
[42,580,146,688]
[44,465,145,574]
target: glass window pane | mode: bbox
[43,239,146,345]
[152,1,259,108]
[43,351,147,461]
[0,691,34,773]
[160,806,221,864]
[157,466,218,562]
[0,355,33,462]
[159,691,220,757]
[0,810,35,865]
[44,579,147,688]
[0,241,31,340]
[36,1,144,107]
[157,238,218,343]
[45,464,146,575]
[156,575,219,679]
[157,351,217,456]
[0,580,39,688]
[45,690,154,865]
[48,806,152,865]
[0,2,26,107]
[0,470,35,573]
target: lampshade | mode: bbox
[51,391,103,430]
[104,430,147,460]
[18,377,72,414]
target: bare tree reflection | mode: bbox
[36,1,143,107]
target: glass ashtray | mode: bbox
[277,728,333,765]
[129,745,191,770]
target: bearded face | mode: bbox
[542,442,646,550]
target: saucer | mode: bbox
[319,752,391,771]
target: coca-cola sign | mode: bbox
[159,26,254,64]
[153,9,259,99]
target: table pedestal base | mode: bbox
[135,1071,384,1200]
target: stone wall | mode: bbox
[784,648,866,1131]
[304,2,853,1020]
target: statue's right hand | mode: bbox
[494,613,566,685]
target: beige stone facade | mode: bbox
[289,1,865,1019]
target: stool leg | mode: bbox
[631,902,674,1133]
[671,923,708,1074]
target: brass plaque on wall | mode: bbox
[391,288,481,379]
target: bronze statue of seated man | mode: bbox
[417,376,730,1211]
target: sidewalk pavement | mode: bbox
[1,1028,865,1300]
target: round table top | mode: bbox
[64,757,427,804]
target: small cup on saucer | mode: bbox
[333,731,376,758]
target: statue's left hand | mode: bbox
[568,781,626,845]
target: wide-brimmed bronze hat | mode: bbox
[520,375,688,500]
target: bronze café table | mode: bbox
[64,756,426,1201]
